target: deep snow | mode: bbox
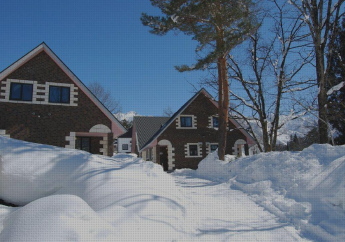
[0,136,343,241]
[195,147,345,241]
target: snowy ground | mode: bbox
[0,136,344,241]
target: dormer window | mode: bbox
[10,83,33,101]
[181,116,192,127]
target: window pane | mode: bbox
[122,144,128,150]
[75,137,81,150]
[61,87,70,103]
[10,83,22,100]
[22,84,33,101]
[181,117,192,127]
[49,86,61,103]
[213,117,219,128]
[189,145,198,156]
[81,138,90,152]
[211,144,218,152]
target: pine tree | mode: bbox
[328,17,345,144]
[141,0,257,160]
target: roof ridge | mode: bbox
[139,89,208,151]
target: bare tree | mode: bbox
[88,82,121,114]
[289,0,345,143]
[211,0,314,152]
[163,106,174,117]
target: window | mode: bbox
[76,137,90,152]
[212,117,219,128]
[49,86,70,103]
[180,116,192,127]
[210,144,218,153]
[10,83,33,101]
[189,145,198,156]
[122,144,128,150]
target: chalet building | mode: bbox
[0,43,126,156]
[132,89,257,171]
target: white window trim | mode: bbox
[208,115,219,130]
[46,82,78,106]
[185,143,202,158]
[206,142,218,154]
[0,129,10,138]
[0,79,78,106]
[176,115,197,129]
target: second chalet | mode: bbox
[131,89,258,171]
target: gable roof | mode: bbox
[133,116,170,151]
[0,42,126,135]
[118,127,133,138]
[139,88,256,152]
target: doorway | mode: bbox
[76,137,91,152]
[159,146,168,171]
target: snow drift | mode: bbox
[0,195,118,242]
[0,136,193,241]
[197,145,345,241]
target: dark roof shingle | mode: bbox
[133,116,170,150]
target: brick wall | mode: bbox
[157,93,248,169]
[0,51,113,155]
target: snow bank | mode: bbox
[197,145,345,241]
[0,137,92,205]
[0,136,193,241]
[196,151,235,181]
[0,195,118,242]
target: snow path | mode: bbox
[172,172,310,241]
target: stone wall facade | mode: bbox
[0,51,114,155]
[155,93,249,170]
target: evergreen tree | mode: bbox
[141,0,257,160]
[328,17,345,144]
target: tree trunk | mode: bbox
[315,47,329,144]
[217,56,229,160]
[271,71,284,151]
[261,119,270,152]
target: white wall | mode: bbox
[117,138,132,153]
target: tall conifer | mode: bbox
[141,0,257,160]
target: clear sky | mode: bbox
[0,0,209,116]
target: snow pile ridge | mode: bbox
[0,136,92,205]
[0,195,117,242]
[196,144,345,241]
[196,151,235,181]
[0,136,193,241]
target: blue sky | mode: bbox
[0,0,208,116]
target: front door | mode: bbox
[159,146,168,171]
